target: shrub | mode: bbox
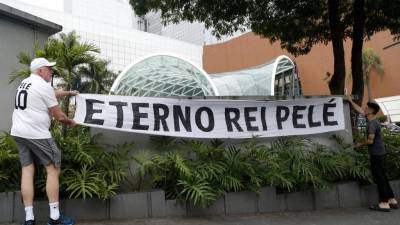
[0,125,132,200]
[133,136,372,207]
[0,132,20,192]
[57,125,133,200]
[353,128,400,181]
[376,115,388,123]
[2,124,399,207]
[382,130,400,180]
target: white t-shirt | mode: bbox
[11,74,59,139]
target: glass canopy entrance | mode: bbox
[110,54,301,97]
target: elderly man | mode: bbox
[11,58,78,225]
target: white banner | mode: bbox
[73,94,345,139]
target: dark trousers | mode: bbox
[370,154,395,202]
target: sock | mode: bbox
[49,202,60,220]
[25,206,34,221]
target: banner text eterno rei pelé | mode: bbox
[73,94,345,139]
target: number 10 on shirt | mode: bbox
[15,89,28,110]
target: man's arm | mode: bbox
[355,134,375,148]
[55,90,79,98]
[355,120,377,148]
[49,105,76,127]
[346,95,365,115]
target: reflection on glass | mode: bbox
[112,55,216,97]
[112,55,302,97]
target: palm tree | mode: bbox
[77,60,118,94]
[10,31,100,136]
[362,48,384,102]
[48,31,99,117]
[9,42,62,84]
[9,51,34,83]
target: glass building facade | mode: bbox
[111,54,302,97]
[110,54,217,96]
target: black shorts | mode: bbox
[12,136,61,168]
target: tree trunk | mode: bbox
[351,0,366,105]
[366,74,373,102]
[61,94,70,137]
[62,71,72,137]
[328,0,346,95]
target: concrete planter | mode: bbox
[165,199,187,216]
[360,184,379,206]
[0,192,14,223]
[109,192,148,219]
[337,182,361,208]
[257,186,278,213]
[64,198,109,221]
[187,196,225,216]
[225,191,258,215]
[314,186,339,210]
[12,191,24,223]
[285,191,315,211]
[149,190,166,218]
[275,194,288,212]
[13,192,54,222]
[3,180,400,222]
[390,180,400,198]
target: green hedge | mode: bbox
[1,125,400,208]
[132,136,372,207]
[0,124,133,200]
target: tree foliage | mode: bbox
[10,31,118,134]
[77,60,118,94]
[362,48,384,101]
[130,0,400,99]
[348,47,384,102]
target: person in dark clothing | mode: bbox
[347,96,398,212]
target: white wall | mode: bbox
[0,0,203,72]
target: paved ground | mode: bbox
[3,208,400,225]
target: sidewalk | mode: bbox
[2,208,400,225]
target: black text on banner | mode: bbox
[73,94,345,139]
